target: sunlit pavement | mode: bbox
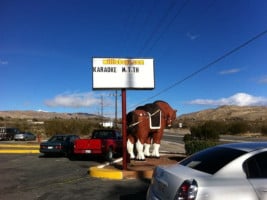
[0,142,40,154]
[0,139,185,180]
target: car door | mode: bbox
[244,151,267,200]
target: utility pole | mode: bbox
[101,95,104,125]
[110,90,119,128]
[114,90,118,128]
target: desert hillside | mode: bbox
[1,105,267,122]
[178,105,267,122]
[0,110,97,120]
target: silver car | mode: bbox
[14,132,36,141]
[147,142,267,200]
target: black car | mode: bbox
[0,127,20,140]
[40,134,80,156]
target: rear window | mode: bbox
[49,136,66,142]
[92,130,116,139]
[180,147,246,174]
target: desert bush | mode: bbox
[228,121,249,135]
[44,119,99,137]
[262,125,267,135]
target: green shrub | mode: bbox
[184,121,222,155]
[184,140,218,155]
[190,121,223,141]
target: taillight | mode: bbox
[56,145,62,149]
[174,179,198,200]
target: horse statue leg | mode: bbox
[151,129,163,158]
[127,134,136,160]
[127,130,147,160]
[143,135,152,157]
[135,138,146,160]
[151,143,160,158]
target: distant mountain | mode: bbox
[0,110,98,119]
[178,105,267,122]
[2,106,267,123]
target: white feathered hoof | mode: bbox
[152,156,160,159]
[135,152,146,161]
[129,155,135,160]
[151,143,161,158]
[135,157,146,161]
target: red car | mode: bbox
[74,129,122,161]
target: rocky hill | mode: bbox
[178,105,267,122]
[1,106,267,122]
[0,110,98,120]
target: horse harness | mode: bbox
[128,109,162,129]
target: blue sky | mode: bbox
[1,0,267,118]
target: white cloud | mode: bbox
[186,32,200,40]
[188,93,267,106]
[37,109,49,112]
[219,68,241,75]
[258,76,267,84]
[44,92,101,108]
[0,59,8,65]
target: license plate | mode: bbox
[48,146,53,149]
[85,150,91,154]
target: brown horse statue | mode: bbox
[127,100,177,160]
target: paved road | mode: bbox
[0,154,150,200]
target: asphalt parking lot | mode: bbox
[0,132,185,199]
[0,153,150,200]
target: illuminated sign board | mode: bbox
[92,58,154,89]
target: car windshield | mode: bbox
[48,136,66,142]
[92,131,115,139]
[180,146,246,174]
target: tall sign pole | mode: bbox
[121,89,127,170]
[92,58,154,171]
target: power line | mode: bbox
[132,28,267,108]
[142,0,191,56]
[138,0,179,56]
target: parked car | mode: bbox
[14,132,36,141]
[40,134,80,157]
[0,127,20,140]
[147,142,267,200]
[74,129,122,161]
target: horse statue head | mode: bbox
[154,100,177,128]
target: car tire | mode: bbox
[106,147,114,162]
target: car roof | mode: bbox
[51,134,78,138]
[218,142,267,152]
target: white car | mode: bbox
[147,142,267,200]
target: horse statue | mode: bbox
[126,100,177,160]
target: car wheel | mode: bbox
[106,147,114,162]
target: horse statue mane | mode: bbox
[127,100,177,160]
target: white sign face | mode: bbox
[92,58,154,89]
